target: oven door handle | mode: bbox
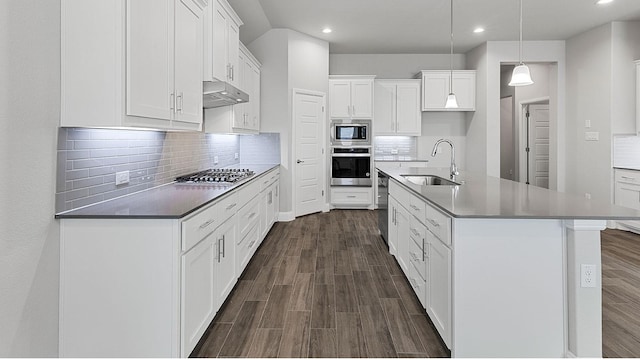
[331,153,371,158]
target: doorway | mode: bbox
[520,100,550,188]
[293,89,326,217]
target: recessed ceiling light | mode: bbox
[473,27,485,33]
[596,0,613,4]
[322,28,332,34]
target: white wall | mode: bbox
[249,29,329,216]
[0,0,60,356]
[466,41,566,192]
[565,21,640,203]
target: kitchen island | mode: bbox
[377,164,640,358]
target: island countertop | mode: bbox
[55,164,279,219]
[377,165,640,220]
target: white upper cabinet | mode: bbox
[204,0,241,88]
[205,43,261,134]
[419,70,476,111]
[636,60,640,134]
[61,0,205,131]
[374,80,421,136]
[329,75,375,119]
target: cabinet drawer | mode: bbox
[425,204,452,246]
[238,197,260,238]
[389,179,412,206]
[408,195,426,221]
[238,177,261,206]
[259,169,279,191]
[331,187,372,205]
[182,191,239,252]
[237,221,260,276]
[408,262,427,309]
[408,233,427,281]
[615,168,640,185]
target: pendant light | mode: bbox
[509,0,534,86]
[445,0,459,108]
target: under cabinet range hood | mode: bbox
[203,81,249,108]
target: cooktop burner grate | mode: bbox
[175,168,255,183]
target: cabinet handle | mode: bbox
[231,65,235,81]
[170,93,175,111]
[422,238,425,261]
[352,105,356,115]
[248,212,257,220]
[222,235,225,258]
[217,238,222,262]
[176,92,183,113]
[410,227,420,237]
[410,204,419,211]
[622,176,636,181]
[227,63,231,80]
[199,218,215,229]
[248,240,256,248]
[347,195,357,198]
[226,203,237,211]
[428,218,440,227]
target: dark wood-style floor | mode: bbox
[602,228,640,358]
[190,211,640,358]
[191,209,449,358]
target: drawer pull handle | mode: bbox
[622,176,636,181]
[422,238,426,261]
[410,227,420,237]
[199,219,215,229]
[347,195,357,198]
[248,240,256,248]
[248,212,257,219]
[428,219,440,227]
[226,203,237,210]
[410,204,419,210]
[264,180,269,184]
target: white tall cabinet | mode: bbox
[61,0,205,130]
[329,75,375,118]
[374,79,421,135]
[418,70,476,111]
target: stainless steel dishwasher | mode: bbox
[377,170,388,245]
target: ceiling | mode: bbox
[227,0,640,54]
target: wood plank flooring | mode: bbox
[191,210,449,358]
[602,228,640,358]
[191,212,640,358]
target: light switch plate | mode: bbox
[214,156,219,164]
[115,171,130,186]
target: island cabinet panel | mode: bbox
[451,219,566,357]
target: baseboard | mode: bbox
[277,211,295,222]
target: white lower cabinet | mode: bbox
[59,167,280,358]
[614,168,640,232]
[388,178,452,349]
[181,232,216,354]
[331,187,373,208]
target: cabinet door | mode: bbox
[453,72,476,111]
[421,72,449,111]
[615,182,640,211]
[181,234,216,355]
[351,80,374,118]
[232,51,247,129]
[329,80,351,118]
[396,83,421,135]
[214,216,237,310]
[251,67,261,131]
[273,181,279,220]
[396,204,411,275]
[173,0,203,125]
[227,21,240,88]
[211,1,229,82]
[126,0,173,121]
[374,81,397,135]
[388,197,399,257]
[427,235,451,346]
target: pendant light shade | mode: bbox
[445,93,459,108]
[446,0,459,108]
[509,0,534,87]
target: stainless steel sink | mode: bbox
[402,175,460,186]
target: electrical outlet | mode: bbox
[214,156,219,164]
[234,152,239,160]
[585,119,591,128]
[585,132,599,141]
[391,149,399,154]
[115,171,130,186]
[581,264,597,288]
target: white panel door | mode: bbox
[126,0,173,121]
[528,104,550,189]
[173,0,203,125]
[329,80,351,118]
[181,233,215,355]
[294,91,325,217]
[351,80,373,118]
[396,83,421,135]
[374,81,396,134]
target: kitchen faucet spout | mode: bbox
[431,139,459,179]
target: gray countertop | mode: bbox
[55,164,279,219]
[377,165,640,220]
[374,156,428,162]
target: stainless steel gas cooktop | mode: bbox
[175,168,255,184]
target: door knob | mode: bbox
[296,159,304,164]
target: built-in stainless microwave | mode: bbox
[330,119,371,146]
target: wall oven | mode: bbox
[331,147,372,186]
[330,119,371,146]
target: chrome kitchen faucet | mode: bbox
[431,139,459,180]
